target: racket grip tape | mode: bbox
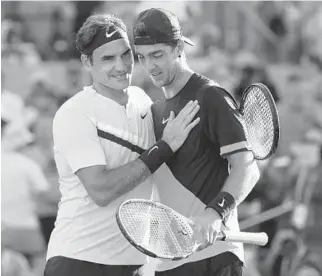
[218,231,268,246]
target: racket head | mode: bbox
[240,83,280,160]
[116,199,197,260]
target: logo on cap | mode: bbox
[106,30,117,38]
[106,25,118,38]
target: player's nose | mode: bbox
[114,56,127,71]
[145,58,156,73]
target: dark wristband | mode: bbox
[206,191,236,222]
[139,140,174,174]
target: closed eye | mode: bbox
[152,52,163,58]
[102,56,114,61]
[122,49,131,57]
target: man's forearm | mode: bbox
[221,160,260,206]
[105,159,152,199]
[97,159,152,206]
[103,140,174,204]
[77,140,174,207]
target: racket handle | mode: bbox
[218,231,268,246]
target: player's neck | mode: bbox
[162,66,194,99]
[93,82,128,107]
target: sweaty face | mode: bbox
[135,44,178,88]
[90,38,134,90]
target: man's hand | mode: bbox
[162,100,200,152]
[191,208,223,251]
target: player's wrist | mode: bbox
[139,140,174,174]
[160,136,176,152]
[206,191,236,225]
[204,207,222,221]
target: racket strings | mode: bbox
[119,202,195,259]
[243,87,274,158]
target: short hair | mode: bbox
[75,14,127,55]
[164,39,180,49]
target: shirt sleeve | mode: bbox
[53,107,106,173]
[203,86,251,157]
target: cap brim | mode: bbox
[183,36,194,46]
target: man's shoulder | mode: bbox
[190,73,226,99]
[128,86,152,103]
[199,79,237,108]
[195,74,225,96]
[128,85,146,93]
[53,87,93,122]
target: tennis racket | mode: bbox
[116,199,268,260]
[239,83,280,160]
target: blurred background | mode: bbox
[1,1,322,276]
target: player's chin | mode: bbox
[111,78,131,90]
[150,77,166,88]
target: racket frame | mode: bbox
[239,83,280,160]
[116,199,193,260]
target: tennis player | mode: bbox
[44,14,200,276]
[133,8,260,276]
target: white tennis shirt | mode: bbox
[46,86,158,265]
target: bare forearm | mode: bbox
[76,141,175,207]
[106,159,151,199]
[221,160,260,206]
[95,159,152,206]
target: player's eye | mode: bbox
[153,53,163,59]
[102,56,114,61]
[122,50,131,57]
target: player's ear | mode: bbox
[81,54,92,71]
[176,40,184,58]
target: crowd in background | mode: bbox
[1,1,322,276]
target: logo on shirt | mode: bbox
[218,198,225,208]
[148,146,159,155]
[162,117,170,125]
[178,228,188,236]
[141,113,147,119]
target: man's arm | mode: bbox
[203,86,260,207]
[193,150,260,251]
[223,151,260,206]
[68,100,200,207]
[194,86,260,250]
[76,160,150,207]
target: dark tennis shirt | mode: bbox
[152,73,250,206]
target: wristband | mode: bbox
[206,191,236,222]
[139,140,174,174]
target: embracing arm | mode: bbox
[75,160,151,207]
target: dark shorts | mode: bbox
[155,252,243,276]
[44,256,144,276]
